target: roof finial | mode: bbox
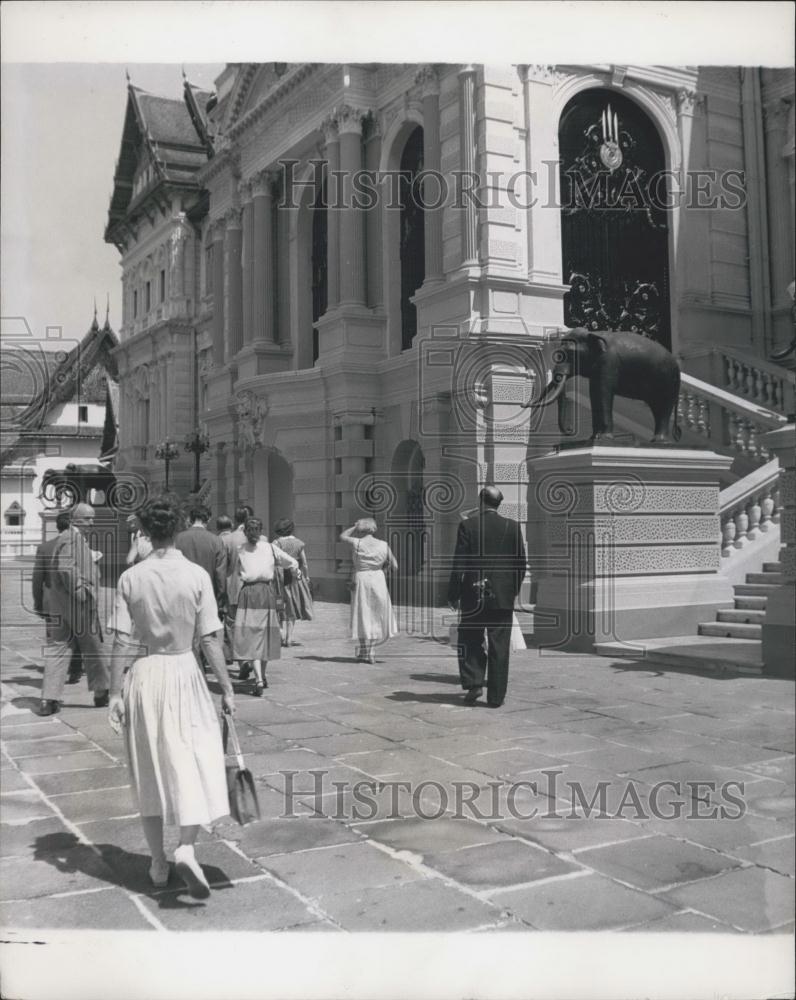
[91,297,99,332]
[182,64,187,82]
[125,67,131,85]
[104,293,110,330]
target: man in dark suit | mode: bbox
[32,511,83,685]
[447,486,527,708]
[41,503,110,715]
[175,504,227,609]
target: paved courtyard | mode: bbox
[1,563,794,941]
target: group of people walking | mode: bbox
[30,485,526,900]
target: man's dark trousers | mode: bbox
[457,606,513,706]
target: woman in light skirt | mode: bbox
[340,519,398,663]
[272,517,314,647]
[107,497,235,900]
[231,517,298,696]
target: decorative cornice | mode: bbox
[238,179,253,203]
[415,64,440,99]
[225,207,242,230]
[227,63,321,142]
[250,168,279,198]
[320,113,339,144]
[335,103,368,136]
[676,88,702,115]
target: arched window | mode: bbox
[311,179,328,365]
[559,89,671,347]
[399,127,425,350]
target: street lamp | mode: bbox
[184,427,210,493]
[154,439,181,492]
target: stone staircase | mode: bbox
[697,561,782,640]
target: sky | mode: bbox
[0,1,791,357]
[1,62,222,350]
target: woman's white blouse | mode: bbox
[236,539,298,584]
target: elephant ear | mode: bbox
[587,332,608,354]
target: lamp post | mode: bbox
[154,439,181,492]
[184,427,210,494]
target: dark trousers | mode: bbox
[457,607,513,705]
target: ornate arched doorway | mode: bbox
[252,450,294,535]
[559,89,671,347]
[389,439,426,606]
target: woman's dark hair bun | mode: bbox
[139,496,182,543]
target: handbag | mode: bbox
[222,713,261,826]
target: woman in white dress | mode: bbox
[231,517,298,696]
[340,519,398,663]
[107,497,235,900]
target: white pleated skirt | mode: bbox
[350,569,398,644]
[123,652,229,827]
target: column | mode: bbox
[211,220,226,365]
[338,105,367,305]
[322,117,340,308]
[225,208,243,360]
[240,182,254,347]
[764,98,795,324]
[761,424,795,677]
[252,169,276,342]
[458,65,479,267]
[418,65,444,282]
[364,117,383,309]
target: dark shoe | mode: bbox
[463,687,483,706]
[238,662,252,680]
[39,699,60,717]
[486,700,503,708]
[66,667,83,685]
[93,691,110,708]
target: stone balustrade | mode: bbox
[678,373,786,464]
[719,458,782,557]
[720,347,795,414]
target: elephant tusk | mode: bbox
[523,372,568,409]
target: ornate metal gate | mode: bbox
[559,89,671,348]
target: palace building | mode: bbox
[105,63,795,607]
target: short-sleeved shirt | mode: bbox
[109,547,222,654]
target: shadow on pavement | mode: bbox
[294,655,362,664]
[32,831,234,909]
[605,660,754,681]
[10,696,44,713]
[410,672,459,685]
[386,690,463,706]
[5,675,43,689]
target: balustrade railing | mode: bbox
[719,459,782,558]
[680,345,796,416]
[720,347,795,414]
[678,373,786,464]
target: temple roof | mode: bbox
[105,81,210,243]
[0,310,120,466]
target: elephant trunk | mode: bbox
[526,365,571,409]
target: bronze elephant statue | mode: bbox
[524,328,682,443]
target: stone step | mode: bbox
[717,608,765,625]
[763,562,783,573]
[733,595,768,611]
[735,582,781,597]
[595,636,763,675]
[698,621,762,640]
[745,572,784,585]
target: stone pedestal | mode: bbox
[527,447,733,652]
[761,424,795,678]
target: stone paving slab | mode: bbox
[0,817,71,858]
[0,887,155,931]
[236,816,364,856]
[359,816,510,855]
[0,846,113,901]
[50,786,136,824]
[0,790,58,824]
[725,836,796,878]
[260,842,425,898]
[14,750,116,776]
[33,766,129,796]
[137,876,321,931]
[318,879,505,932]
[575,835,744,891]
[421,839,581,892]
[490,872,679,931]
[659,865,795,931]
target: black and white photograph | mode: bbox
[1,3,794,998]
